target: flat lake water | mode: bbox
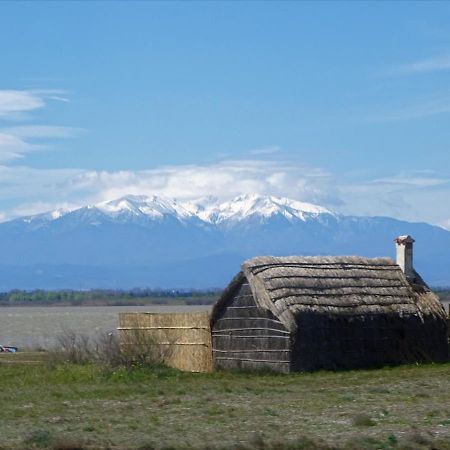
[0,305,212,349]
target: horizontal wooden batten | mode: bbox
[212,327,290,334]
[277,298,414,308]
[213,348,290,353]
[273,291,411,301]
[121,342,209,346]
[118,326,209,330]
[226,305,259,310]
[214,356,290,364]
[269,287,410,298]
[215,317,283,325]
[287,304,417,315]
[264,274,403,281]
[266,282,406,292]
[252,264,398,275]
[212,334,290,340]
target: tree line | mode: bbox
[1,287,448,307]
[0,288,221,306]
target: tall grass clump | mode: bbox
[50,328,171,370]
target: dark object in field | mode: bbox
[0,346,18,353]
[211,235,449,373]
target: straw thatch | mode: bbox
[118,311,212,372]
[211,256,449,372]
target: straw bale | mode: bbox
[118,311,212,372]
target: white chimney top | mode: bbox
[395,235,415,279]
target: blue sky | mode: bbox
[0,1,450,227]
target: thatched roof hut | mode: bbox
[211,237,448,372]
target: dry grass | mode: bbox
[48,328,169,369]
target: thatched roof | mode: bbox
[212,255,446,333]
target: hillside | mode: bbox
[0,194,449,289]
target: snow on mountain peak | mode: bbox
[95,195,194,219]
[181,194,332,224]
[23,193,332,225]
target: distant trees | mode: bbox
[0,288,221,306]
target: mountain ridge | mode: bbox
[13,194,333,227]
[1,194,449,290]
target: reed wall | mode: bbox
[118,311,213,372]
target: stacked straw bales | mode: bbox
[118,311,212,372]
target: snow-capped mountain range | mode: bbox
[22,194,332,226]
[1,194,449,289]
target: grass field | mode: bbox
[0,358,449,450]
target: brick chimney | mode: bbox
[395,235,415,279]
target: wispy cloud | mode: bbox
[371,173,448,188]
[0,88,448,228]
[65,158,335,207]
[0,157,338,222]
[0,132,38,162]
[0,89,69,119]
[0,90,79,162]
[389,53,450,76]
[338,169,450,224]
[369,92,450,122]
[0,90,45,118]
[2,125,84,139]
[1,159,450,228]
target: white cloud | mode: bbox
[338,170,450,224]
[0,90,45,117]
[0,90,79,162]
[0,132,35,162]
[63,159,336,207]
[0,87,447,228]
[0,165,83,200]
[370,174,448,188]
[0,160,449,228]
[390,53,450,76]
[0,158,339,221]
[2,125,83,139]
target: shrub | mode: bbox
[49,327,171,370]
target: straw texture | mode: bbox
[211,256,449,372]
[119,311,212,372]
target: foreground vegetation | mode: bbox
[0,359,449,450]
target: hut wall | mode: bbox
[212,279,291,373]
[292,311,449,371]
[118,311,213,372]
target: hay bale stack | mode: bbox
[118,311,212,372]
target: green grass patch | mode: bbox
[0,363,449,449]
